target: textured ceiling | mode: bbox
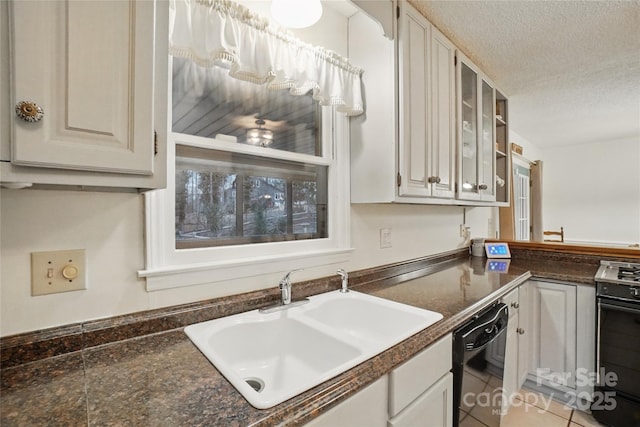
[409,0,640,148]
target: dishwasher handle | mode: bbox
[461,304,508,351]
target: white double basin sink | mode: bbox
[185,290,443,409]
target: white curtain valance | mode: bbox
[169,0,365,116]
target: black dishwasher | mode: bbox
[453,302,509,427]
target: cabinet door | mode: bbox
[529,280,577,389]
[429,27,456,199]
[457,55,479,200]
[456,53,496,202]
[479,78,496,201]
[304,376,388,427]
[389,334,452,417]
[397,2,431,198]
[10,0,155,175]
[389,372,453,427]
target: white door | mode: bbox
[11,0,155,175]
[514,165,531,240]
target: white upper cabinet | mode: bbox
[349,1,503,206]
[456,52,496,202]
[2,0,167,190]
[349,1,456,204]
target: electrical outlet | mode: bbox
[380,228,392,249]
[31,249,87,296]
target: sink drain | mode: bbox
[245,377,265,393]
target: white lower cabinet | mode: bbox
[389,334,452,418]
[304,375,389,427]
[389,373,453,427]
[526,280,596,400]
[306,334,453,427]
[389,333,453,427]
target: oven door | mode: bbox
[593,297,640,427]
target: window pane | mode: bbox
[172,58,321,156]
[175,170,237,240]
[243,176,287,237]
[175,145,328,248]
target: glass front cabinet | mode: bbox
[456,52,497,202]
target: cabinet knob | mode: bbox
[478,184,488,190]
[427,176,441,184]
[15,101,44,123]
[511,302,520,309]
[517,328,525,335]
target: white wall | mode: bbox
[0,188,493,336]
[542,138,640,246]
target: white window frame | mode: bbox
[139,66,352,291]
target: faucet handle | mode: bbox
[279,269,303,287]
[279,271,293,288]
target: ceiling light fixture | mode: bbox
[246,119,274,147]
[270,0,322,29]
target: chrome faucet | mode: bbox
[337,269,349,293]
[259,270,309,313]
[279,271,294,305]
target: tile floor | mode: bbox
[460,388,606,427]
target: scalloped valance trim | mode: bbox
[169,0,365,116]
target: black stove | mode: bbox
[593,260,640,427]
[595,261,640,302]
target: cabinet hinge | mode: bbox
[154,130,158,156]
[397,173,401,187]
[396,5,400,19]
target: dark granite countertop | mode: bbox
[0,255,598,427]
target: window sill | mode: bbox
[138,247,354,291]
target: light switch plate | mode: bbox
[31,249,87,296]
[380,228,392,249]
